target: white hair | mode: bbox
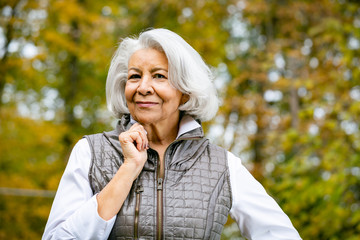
[106,28,219,122]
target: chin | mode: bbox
[133,115,158,125]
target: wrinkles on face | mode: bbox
[125,48,185,129]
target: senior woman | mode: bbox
[43,28,301,239]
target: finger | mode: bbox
[121,130,147,151]
[130,124,148,150]
[134,131,145,151]
[120,123,148,151]
[128,131,144,151]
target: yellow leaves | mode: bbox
[43,30,77,54]
[303,78,316,90]
[324,118,338,130]
[0,0,359,239]
[272,76,291,89]
[349,101,360,116]
[0,108,67,175]
[41,0,116,66]
[0,195,53,239]
[298,107,313,120]
[280,128,299,152]
[225,0,360,238]
[52,0,88,24]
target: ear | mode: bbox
[180,94,190,105]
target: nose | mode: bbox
[137,74,154,95]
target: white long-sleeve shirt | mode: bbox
[42,117,301,240]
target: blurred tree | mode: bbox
[216,0,360,239]
[0,0,233,238]
[2,0,359,239]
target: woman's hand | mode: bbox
[118,123,148,180]
[96,124,148,221]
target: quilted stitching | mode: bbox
[85,116,232,239]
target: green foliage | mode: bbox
[1,0,359,239]
[0,0,233,238]
[218,0,360,239]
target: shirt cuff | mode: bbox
[57,194,116,239]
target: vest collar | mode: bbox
[103,114,204,156]
[103,114,207,172]
[123,114,204,140]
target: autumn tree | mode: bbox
[0,0,233,238]
[3,0,359,239]
[219,0,360,239]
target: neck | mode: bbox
[129,112,183,150]
[144,120,179,147]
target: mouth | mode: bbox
[135,101,158,107]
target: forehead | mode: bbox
[128,48,168,69]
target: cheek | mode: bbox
[156,83,182,101]
[124,84,135,102]
[164,90,183,106]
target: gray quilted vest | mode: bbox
[85,115,232,239]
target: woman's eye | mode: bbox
[128,74,141,80]
[154,73,166,79]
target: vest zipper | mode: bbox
[155,138,200,239]
[156,154,165,240]
[157,177,163,240]
[134,184,143,239]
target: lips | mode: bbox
[135,101,158,107]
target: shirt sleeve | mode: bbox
[42,138,116,240]
[227,151,302,240]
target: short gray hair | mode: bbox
[106,28,219,122]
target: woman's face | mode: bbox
[125,48,187,126]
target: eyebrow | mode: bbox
[150,67,168,73]
[128,67,168,73]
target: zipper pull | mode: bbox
[157,178,163,191]
[136,185,144,193]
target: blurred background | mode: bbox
[0,0,359,239]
